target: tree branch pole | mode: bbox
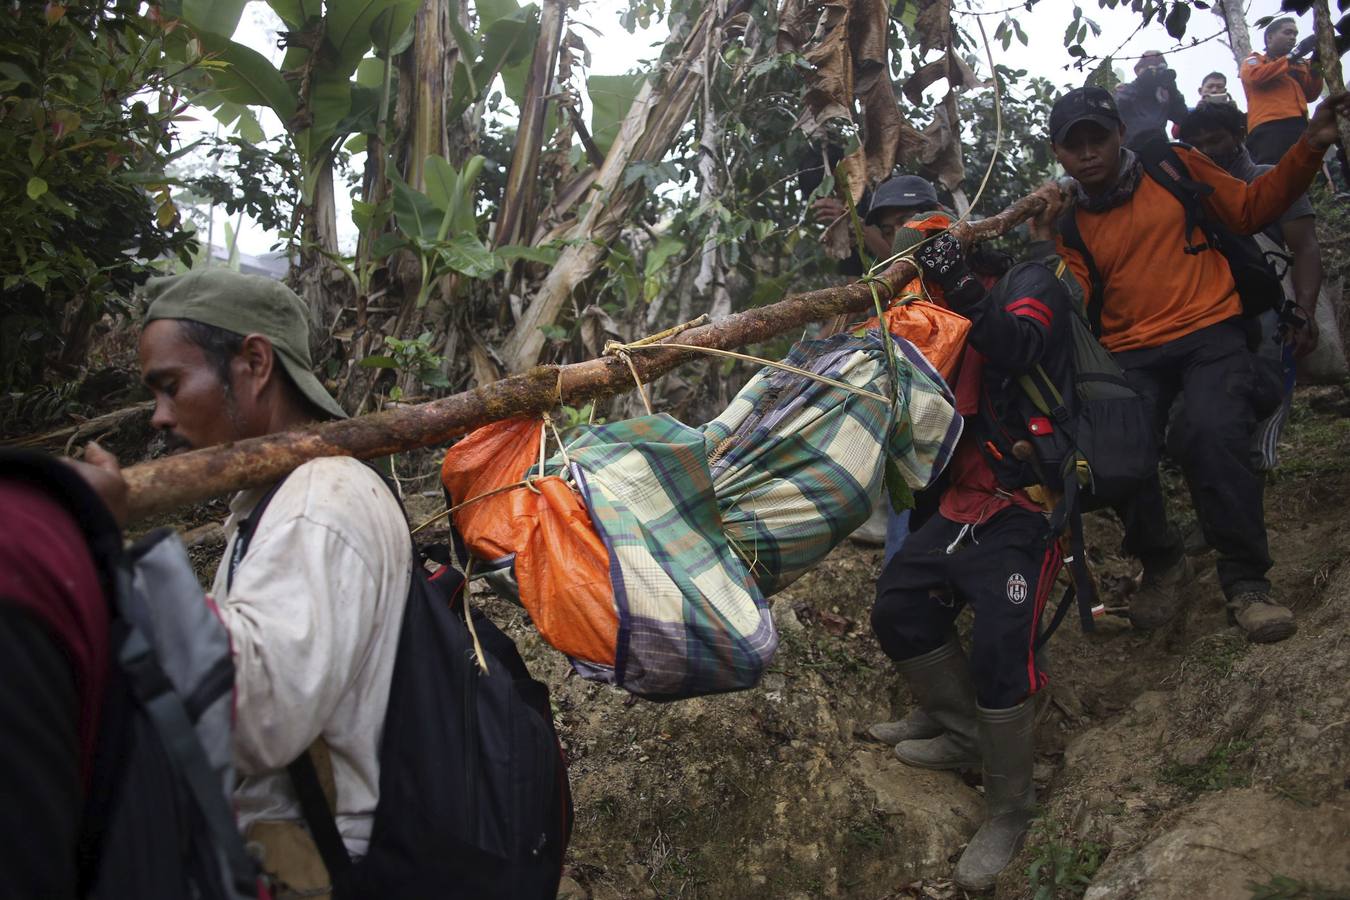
[121,190,1051,523]
[1313,0,1350,155]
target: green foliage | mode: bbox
[185,136,301,238]
[1160,739,1253,796]
[588,72,647,155]
[0,1,197,393]
[1026,820,1106,900]
[359,331,449,399]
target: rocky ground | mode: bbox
[156,383,1350,900]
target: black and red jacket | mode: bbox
[943,260,1076,494]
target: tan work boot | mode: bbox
[1128,555,1193,631]
[1227,591,1297,643]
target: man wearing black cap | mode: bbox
[71,269,414,892]
[812,173,942,262]
[1032,85,1349,643]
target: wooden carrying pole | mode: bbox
[122,192,1052,522]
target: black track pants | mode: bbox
[1114,319,1275,596]
[872,507,1061,709]
[1246,117,1307,165]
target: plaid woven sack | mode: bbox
[442,330,961,700]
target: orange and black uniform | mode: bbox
[1056,137,1325,597]
[1241,51,1324,163]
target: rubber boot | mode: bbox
[892,640,980,770]
[953,700,1038,891]
[867,707,942,745]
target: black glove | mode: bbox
[915,232,982,301]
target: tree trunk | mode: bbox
[500,0,752,373]
[120,188,1052,521]
[494,0,565,254]
[1314,0,1350,154]
[295,162,343,357]
[692,36,732,322]
[1213,0,1252,66]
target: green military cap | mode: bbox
[143,268,347,420]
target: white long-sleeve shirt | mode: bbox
[209,456,411,856]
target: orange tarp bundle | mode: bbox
[439,418,618,667]
[861,293,971,383]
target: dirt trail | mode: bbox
[176,386,1349,899]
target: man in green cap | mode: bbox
[85,268,413,892]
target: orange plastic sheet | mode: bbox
[440,418,618,667]
[862,295,971,382]
[856,211,971,382]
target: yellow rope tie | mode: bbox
[604,340,654,415]
[621,342,887,404]
[543,412,573,470]
[460,558,489,674]
[409,477,546,535]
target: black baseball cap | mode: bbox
[865,175,940,224]
[1048,86,1122,144]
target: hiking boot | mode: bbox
[1127,555,1193,631]
[953,700,1038,891]
[892,640,980,771]
[868,707,942,745]
[1227,591,1297,644]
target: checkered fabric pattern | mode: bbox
[554,329,961,699]
[703,330,962,595]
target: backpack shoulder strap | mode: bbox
[1138,141,1216,254]
[1056,209,1107,337]
[225,477,290,593]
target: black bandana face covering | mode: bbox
[1073,148,1143,213]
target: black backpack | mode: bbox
[994,263,1157,643]
[1059,140,1286,340]
[230,470,572,899]
[0,450,263,900]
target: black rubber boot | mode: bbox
[892,639,980,770]
[867,707,942,745]
[954,699,1038,891]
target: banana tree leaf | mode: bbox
[437,233,500,279]
[501,55,530,106]
[587,71,645,156]
[449,9,538,117]
[423,154,460,215]
[306,69,355,146]
[210,40,298,122]
[213,101,268,142]
[355,57,386,87]
[477,0,524,28]
[335,83,382,137]
[180,0,249,39]
[447,0,481,60]
[496,243,561,265]
[424,153,485,239]
[390,168,442,243]
[326,0,418,75]
[266,0,322,27]
[370,1,421,55]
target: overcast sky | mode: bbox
[205,0,1312,256]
